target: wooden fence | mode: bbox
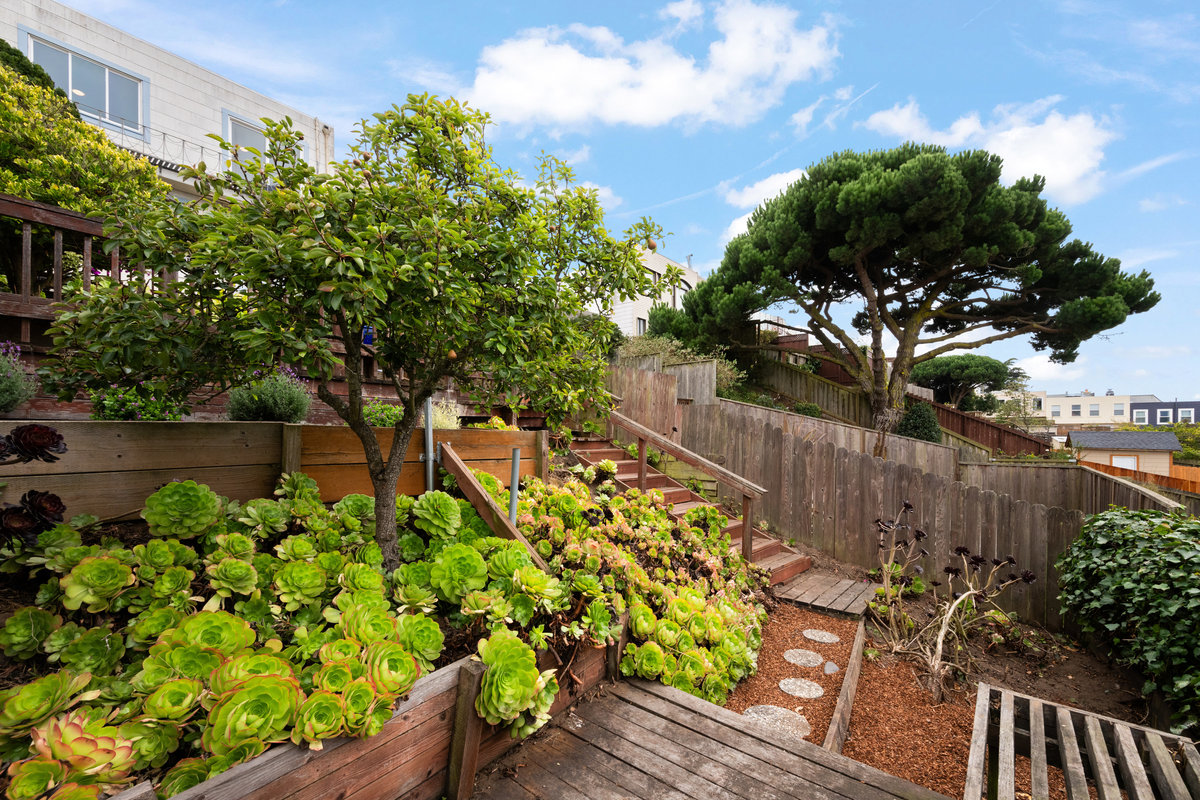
[957,463,1181,515]
[662,360,717,405]
[1081,459,1200,496]
[606,366,680,440]
[679,407,1079,629]
[758,358,873,427]
[0,421,547,516]
[683,400,961,479]
[927,399,1049,457]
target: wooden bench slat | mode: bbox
[1113,724,1156,800]
[1083,715,1122,800]
[963,684,992,800]
[523,733,643,800]
[998,691,1015,800]
[541,730,692,800]
[1029,698,1049,800]
[1145,733,1191,800]
[777,572,822,600]
[1055,706,1090,799]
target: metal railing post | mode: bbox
[637,437,648,491]
[508,448,521,522]
[424,397,434,493]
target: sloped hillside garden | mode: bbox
[0,425,769,800]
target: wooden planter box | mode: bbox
[109,641,610,800]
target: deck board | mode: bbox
[475,680,951,800]
[775,572,880,617]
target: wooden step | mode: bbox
[615,473,675,490]
[669,500,711,516]
[575,447,628,463]
[571,438,616,450]
[728,530,783,560]
[659,486,694,504]
[757,551,813,585]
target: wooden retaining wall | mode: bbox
[662,360,717,405]
[758,359,873,428]
[1081,459,1200,496]
[0,421,547,516]
[606,366,680,440]
[957,463,1181,515]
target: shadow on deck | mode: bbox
[473,679,951,800]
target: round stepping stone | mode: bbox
[803,628,840,644]
[744,705,811,738]
[779,677,824,699]
[783,649,823,668]
[824,661,840,675]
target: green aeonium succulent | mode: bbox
[394,613,445,673]
[160,611,256,657]
[429,543,487,605]
[5,757,68,800]
[142,678,204,722]
[156,757,211,799]
[236,498,290,538]
[205,558,259,605]
[0,606,61,659]
[290,690,345,749]
[273,561,328,612]
[124,607,185,651]
[57,626,125,677]
[474,628,542,727]
[0,671,95,740]
[59,556,136,613]
[411,490,461,539]
[142,480,222,539]
[200,674,303,756]
[117,719,182,771]
[361,641,421,697]
[30,711,137,789]
[341,678,391,738]
[209,652,296,696]
[339,562,384,594]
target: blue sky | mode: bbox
[73,0,1200,402]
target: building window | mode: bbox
[1033,398,1043,411]
[1071,404,1081,417]
[636,318,647,336]
[1180,409,1195,424]
[230,117,267,157]
[1133,409,1148,425]
[1089,403,1100,417]
[1158,409,1173,424]
[30,38,142,132]
[1114,403,1124,416]
[1050,405,1060,417]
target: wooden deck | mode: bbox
[965,683,1200,800]
[473,679,951,800]
[775,571,879,617]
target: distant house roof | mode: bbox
[1067,431,1182,451]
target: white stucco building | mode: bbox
[3,0,334,195]
[608,250,702,337]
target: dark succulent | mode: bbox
[953,545,971,556]
[0,506,42,547]
[21,490,66,527]
[1,424,67,464]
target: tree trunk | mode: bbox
[370,420,419,573]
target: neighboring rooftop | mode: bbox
[1067,431,1182,451]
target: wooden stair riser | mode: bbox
[574,447,629,463]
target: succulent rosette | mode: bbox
[628,603,658,639]
[156,757,211,799]
[332,493,374,523]
[0,671,95,739]
[509,670,558,739]
[313,660,358,693]
[275,534,318,562]
[0,606,61,660]
[45,783,102,800]
[5,756,68,800]
[486,547,532,583]
[161,611,256,657]
[151,565,195,600]
[131,644,223,693]
[338,562,384,594]
[341,678,391,738]
[117,719,182,770]
[209,652,296,697]
[315,551,346,575]
[273,561,328,611]
[338,602,396,645]
[290,689,345,749]
[394,613,445,673]
[393,560,432,588]
[142,678,204,722]
[237,498,290,538]
[361,641,420,697]
[30,711,136,789]
[142,480,222,539]
[124,607,185,651]
[20,489,67,528]
[429,543,487,604]
[209,532,256,563]
[131,539,197,579]
[200,674,303,756]
[57,627,125,677]
[59,556,136,613]
[653,619,682,650]
[205,557,259,604]
[474,629,541,727]
[397,532,425,563]
[411,490,461,539]
[4,424,67,463]
[203,738,266,780]
[393,584,438,615]
[318,638,362,663]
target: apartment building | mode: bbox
[609,250,701,337]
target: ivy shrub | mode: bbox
[362,400,404,428]
[89,385,184,421]
[1057,508,1200,733]
[896,402,942,443]
[227,368,311,423]
[792,402,822,418]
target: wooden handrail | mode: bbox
[439,442,549,571]
[608,410,766,499]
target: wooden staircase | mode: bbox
[571,437,811,585]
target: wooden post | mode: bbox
[637,437,648,491]
[534,429,549,481]
[281,424,302,476]
[447,660,487,800]
[741,494,754,561]
[606,613,630,681]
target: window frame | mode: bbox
[1133,409,1148,425]
[1180,409,1195,424]
[635,318,647,336]
[1089,403,1100,417]
[1158,409,1173,424]
[1050,405,1060,417]
[1071,404,1081,417]
[1113,403,1124,416]
[20,28,149,140]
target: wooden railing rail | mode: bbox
[609,409,765,561]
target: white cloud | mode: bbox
[722,211,754,243]
[581,182,623,210]
[1118,152,1189,181]
[660,0,704,34]
[387,58,460,95]
[723,168,806,208]
[1138,193,1188,212]
[464,1,839,130]
[789,98,824,133]
[860,96,1118,204]
[559,144,591,165]
[1016,354,1088,383]
[1118,247,1179,267]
